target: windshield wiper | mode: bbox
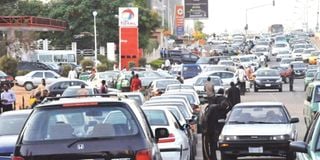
[67,137,108,148]
[228,121,246,124]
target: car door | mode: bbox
[45,71,58,84]
[31,72,44,86]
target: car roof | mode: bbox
[234,102,284,107]
[0,109,32,116]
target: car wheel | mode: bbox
[24,82,34,91]
[221,153,237,160]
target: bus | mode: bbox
[35,50,77,65]
[269,24,284,34]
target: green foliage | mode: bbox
[97,64,108,72]
[97,54,108,64]
[138,9,161,49]
[194,21,204,32]
[80,59,94,71]
[61,64,72,77]
[148,59,164,69]
[144,39,159,54]
[0,56,18,77]
[138,57,146,67]
[16,70,31,76]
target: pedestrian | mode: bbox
[214,88,232,119]
[39,89,49,102]
[160,48,164,58]
[68,67,77,79]
[204,76,215,104]
[288,64,295,91]
[176,71,184,84]
[100,80,108,94]
[77,84,89,96]
[0,84,16,113]
[164,48,168,58]
[226,82,241,107]
[58,63,64,75]
[130,74,142,92]
[236,65,246,95]
[164,58,171,70]
[36,79,46,96]
[129,71,135,85]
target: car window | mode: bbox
[32,72,43,78]
[168,108,182,122]
[144,110,169,126]
[59,82,70,89]
[314,86,320,102]
[256,70,279,76]
[0,115,29,135]
[220,72,234,79]
[305,113,319,143]
[22,106,139,141]
[45,72,56,78]
[155,80,180,89]
[182,54,189,59]
[228,106,289,124]
[195,77,221,86]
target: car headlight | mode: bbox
[219,135,238,141]
[276,79,282,83]
[271,135,289,140]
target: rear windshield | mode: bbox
[22,106,139,142]
[0,115,29,135]
[144,110,169,126]
[156,80,180,89]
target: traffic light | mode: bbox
[273,0,275,6]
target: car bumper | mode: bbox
[255,82,282,89]
[218,140,290,157]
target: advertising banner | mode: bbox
[175,5,185,37]
[184,0,208,19]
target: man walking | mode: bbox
[1,84,16,113]
[288,64,295,91]
[68,67,77,79]
[236,65,246,95]
[130,74,142,92]
[227,82,241,107]
[204,77,215,104]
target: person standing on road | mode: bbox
[68,67,77,79]
[100,80,108,94]
[160,48,164,59]
[204,77,215,104]
[236,65,246,95]
[130,74,142,92]
[0,84,16,113]
[288,64,295,91]
[36,79,46,96]
[227,82,241,107]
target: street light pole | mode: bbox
[317,0,319,32]
[93,11,98,67]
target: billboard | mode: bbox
[119,7,139,27]
[184,0,208,19]
[175,5,184,37]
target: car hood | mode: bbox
[0,135,18,153]
[255,76,281,80]
[222,124,293,136]
[194,85,224,92]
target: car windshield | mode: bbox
[196,57,210,64]
[256,48,267,52]
[256,70,279,76]
[219,61,234,66]
[195,77,222,86]
[62,88,95,96]
[239,57,251,62]
[0,71,7,77]
[167,85,194,91]
[311,52,320,56]
[294,49,304,53]
[22,106,139,142]
[278,51,290,54]
[292,63,306,68]
[281,59,293,64]
[155,80,180,89]
[228,106,288,124]
[0,115,29,135]
[306,70,316,77]
[314,86,320,102]
[275,44,286,47]
[125,95,143,106]
[144,110,169,126]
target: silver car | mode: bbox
[218,102,299,160]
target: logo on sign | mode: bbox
[119,7,138,27]
[77,144,85,150]
[177,8,183,16]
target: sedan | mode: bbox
[143,107,191,160]
[304,69,317,91]
[146,79,181,98]
[0,71,14,89]
[0,110,32,160]
[253,68,283,92]
[46,79,88,97]
[219,102,299,160]
[291,61,307,78]
[61,86,99,96]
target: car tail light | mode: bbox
[158,133,175,143]
[12,156,24,160]
[63,102,98,107]
[6,76,13,81]
[135,149,152,160]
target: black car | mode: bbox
[12,97,168,160]
[254,68,283,92]
[168,50,199,64]
[0,70,14,88]
[290,61,307,78]
[46,79,88,97]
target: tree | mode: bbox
[194,21,204,32]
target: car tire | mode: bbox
[24,82,34,91]
[221,153,237,160]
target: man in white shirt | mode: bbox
[164,59,171,70]
[1,84,16,113]
[236,66,246,95]
[68,68,77,79]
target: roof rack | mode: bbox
[41,93,124,104]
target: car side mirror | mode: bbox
[155,128,169,143]
[181,123,190,130]
[290,141,308,153]
[290,117,299,123]
[307,96,312,102]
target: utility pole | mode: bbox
[317,0,319,32]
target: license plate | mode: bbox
[248,146,263,153]
[265,84,271,87]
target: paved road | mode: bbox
[195,56,307,160]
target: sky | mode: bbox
[184,0,320,34]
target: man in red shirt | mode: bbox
[130,74,142,92]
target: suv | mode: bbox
[168,50,199,64]
[12,96,168,160]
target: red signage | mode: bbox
[175,6,184,36]
[120,27,140,69]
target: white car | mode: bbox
[276,50,291,62]
[280,58,295,68]
[272,42,290,56]
[253,46,271,61]
[291,48,304,61]
[15,70,65,91]
[200,71,237,88]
